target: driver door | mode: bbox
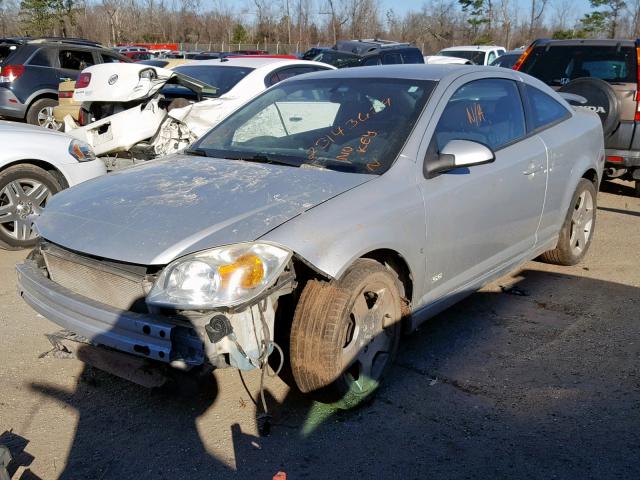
[418,76,548,304]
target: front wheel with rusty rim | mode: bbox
[0,164,61,250]
[540,178,597,266]
[290,259,403,408]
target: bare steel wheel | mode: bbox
[0,165,61,250]
[290,259,403,408]
[540,178,597,266]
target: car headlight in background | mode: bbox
[147,243,292,309]
[68,140,96,162]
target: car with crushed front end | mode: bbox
[16,65,604,407]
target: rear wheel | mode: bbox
[26,98,62,130]
[0,164,62,250]
[540,178,596,265]
[290,259,403,408]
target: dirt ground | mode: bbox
[1,180,639,480]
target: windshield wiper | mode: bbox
[223,154,301,168]
[184,147,212,157]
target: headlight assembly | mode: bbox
[147,243,292,310]
[68,140,96,162]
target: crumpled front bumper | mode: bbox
[16,260,204,366]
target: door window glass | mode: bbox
[59,50,95,70]
[487,51,496,64]
[524,84,571,130]
[434,78,526,151]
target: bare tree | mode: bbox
[529,0,549,39]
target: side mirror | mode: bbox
[425,139,495,178]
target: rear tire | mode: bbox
[26,98,62,130]
[0,164,62,250]
[540,178,597,265]
[290,259,402,409]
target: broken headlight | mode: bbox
[68,140,96,162]
[146,243,292,310]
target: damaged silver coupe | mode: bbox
[17,65,604,406]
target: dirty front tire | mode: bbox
[0,164,62,250]
[26,98,62,130]
[540,178,597,266]
[290,259,403,409]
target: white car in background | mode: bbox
[435,45,506,66]
[0,122,105,250]
[65,58,335,167]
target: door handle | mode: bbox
[523,163,544,175]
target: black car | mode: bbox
[312,39,424,68]
[0,37,130,129]
[301,47,331,60]
[490,50,523,69]
[515,38,640,196]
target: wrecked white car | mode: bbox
[65,58,335,168]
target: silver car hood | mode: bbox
[36,155,372,265]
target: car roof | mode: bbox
[441,45,504,52]
[180,57,331,69]
[284,63,475,82]
[531,38,636,47]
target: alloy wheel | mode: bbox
[0,179,51,241]
[569,189,594,256]
[37,106,62,130]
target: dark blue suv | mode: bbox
[0,37,129,129]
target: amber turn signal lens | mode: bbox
[218,254,265,289]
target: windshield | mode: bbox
[439,50,486,65]
[171,65,254,95]
[192,77,436,175]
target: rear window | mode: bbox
[312,51,361,69]
[439,50,486,65]
[171,65,254,95]
[520,45,636,86]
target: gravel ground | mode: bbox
[0,180,639,480]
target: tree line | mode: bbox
[0,0,638,53]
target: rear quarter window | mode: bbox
[524,84,571,130]
[521,45,636,87]
[28,49,53,67]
